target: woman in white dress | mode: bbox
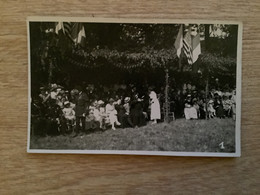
[105,98,121,130]
[149,91,161,124]
[184,94,198,120]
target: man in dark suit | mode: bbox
[75,86,89,135]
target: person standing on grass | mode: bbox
[184,94,198,120]
[39,87,50,105]
[95,100,106,129]
[130,93,146,127]
[214,93,225,119]
[122,97,134,128]
[149,91,161,124]
[105,98,121,130]
[75,86,89,135]
[62,101,76,132]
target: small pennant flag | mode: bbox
[77,25,86,47]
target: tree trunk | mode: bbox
[164,67,169,123]
[204,24,210,119]
[205,24,210,51]
[205,75,209,119]
[48,60,53,85]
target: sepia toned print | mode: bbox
[27,17,242,156]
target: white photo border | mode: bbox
[27,16,242,157]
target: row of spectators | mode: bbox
[183,90,236,120]
[32,83,161,136]
[31,83,236,136]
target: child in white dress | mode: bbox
[62,101,76,127]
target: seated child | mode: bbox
[95,100,106,129]
[192,98,200,118]
[85,102,98,130]
[207,99,216,118]
[62,101,76,127]
[223,95,232,117]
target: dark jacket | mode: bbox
[75,92,89,116]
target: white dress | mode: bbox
[105,103,118,124]
[184,102,198,120]
[62,107,75,120]
[149,91,161,120]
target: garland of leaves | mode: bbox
[65,47,178,69]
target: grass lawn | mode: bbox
[30,118,236,153]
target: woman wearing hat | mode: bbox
[105,98,121,130]
[214,94,225,118]
[62,101,76,132]
[184,94,198,120]
[130,93,146,127]
[39,87,50,104]
[121,97,134,128]
[149,91,161,124]
[96,100,106,129]
[207,99,216,118]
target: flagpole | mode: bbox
[165,67,169,123]
[179,24,183,71]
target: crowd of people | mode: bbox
[31,83,161,136]
[183,89,236,120]
[31,83,236,136]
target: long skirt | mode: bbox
[216,106,225,118]
[184,107,198,120]
[150,99,161,120]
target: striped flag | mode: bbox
[174,24,183,58]
[71,23,86,47]
[63,22,72,36]
[183,27,193,65]
[55,22,86,47]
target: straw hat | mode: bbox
[64,101,70,106]
[98,100,104,105]
[124,97,130,103]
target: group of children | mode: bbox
[184,90,236,120]
[60,96,133,132]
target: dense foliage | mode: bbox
[29,22,238,93]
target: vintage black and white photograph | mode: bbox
[27,17,242,156]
